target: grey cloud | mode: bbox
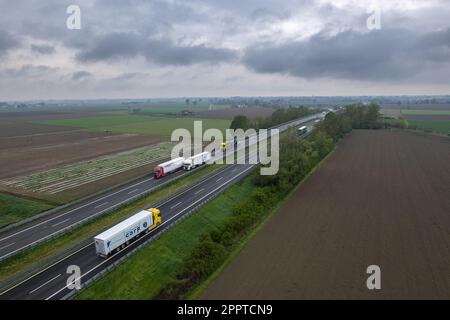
[4,64,59,78]
[76,33,142,62]
[142,39,237,66]
[75,32,237,66]
[31,44,56,54]
[242,28,450,82]
[72,71,92,80]
[0,30,20,56]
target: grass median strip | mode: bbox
[0,165,219,285]
[0,194,54,229]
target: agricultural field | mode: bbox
[0,112,161,180]
[34,114,231,138]
[0,193,54,229]
[380,108,450,134]
[0,142,175,195]
[203,130,450,299]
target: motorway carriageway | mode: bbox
[0,113,323,300]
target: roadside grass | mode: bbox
[75,176,256,300]
[0,194,54,229]
[407,120,450,134]
[0,165,219,285]
[34,115,231,138]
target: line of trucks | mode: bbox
[94,151,211,257]
[153,151,211,179]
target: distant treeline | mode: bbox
[230,104,382,131]
[230,106,314,130]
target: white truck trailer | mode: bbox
[94,208,161,258]
[153,157,184,179]
[183,152,211,171]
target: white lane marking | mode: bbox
[94,202,108,209]
[195,188,204,195]
[127,188,139,195]
[44,165,256,301]
[216,177,223,182]
[51,218,71,228]
[0,242,15,251]
[170,202,183,210]
[0,177,155,243]
[29,274,61,295]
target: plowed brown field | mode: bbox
[203,130,450,299]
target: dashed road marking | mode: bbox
[170,202,183,210]
[29,274,61,295]
[51,218,71,228]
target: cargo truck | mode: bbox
[94,208,161,258]
[183,151,211,171]
[153,157,184,179]
[298,126,308,136]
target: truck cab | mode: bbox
[153,166,164,179]
[149,208,162,229]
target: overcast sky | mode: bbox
[0,0,449,100]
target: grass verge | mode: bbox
[0,165,219,285]
[0,193,54,229]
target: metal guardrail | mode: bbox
[62,165,256,300]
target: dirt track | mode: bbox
[203,130,450,299]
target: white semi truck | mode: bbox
[94,208,161,258]
[153,157,184,179]
[183,152,211,171]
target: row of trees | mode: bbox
[345,103,382,129]
[230,106,313,130]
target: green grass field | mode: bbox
[34,115,231,138]
[76,177,256,300]
[0,194,54,229]
[407,120,450,134]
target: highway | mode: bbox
[0,113,324,300]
